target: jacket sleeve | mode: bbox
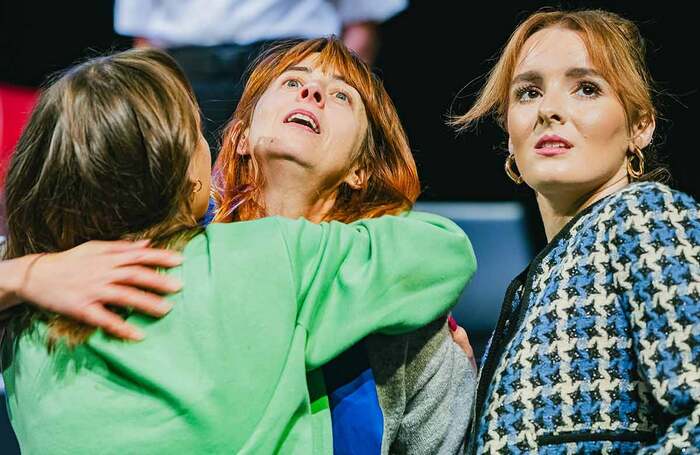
[277,211,476,370]
[383,319,476,454]
[618,188,700,453]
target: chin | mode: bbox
[525,161,576,185]
[529,175,600,197]
[254,133,306,159]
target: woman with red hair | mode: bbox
[212,37,477,453]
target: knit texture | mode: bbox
[470,182,700,454]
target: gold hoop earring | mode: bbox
[505,154,523,185]
[627,145,645,181]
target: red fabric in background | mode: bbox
[1,83,38,183]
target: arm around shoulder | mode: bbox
[277,211,477,369]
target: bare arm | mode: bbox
[0,255,35,311]
[0,240,183,340]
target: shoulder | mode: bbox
[365,319,448,384]
[603,182,700,266]
[186,219,291,264]
[201,218,288,246]
[592,182,699,241]
[366,318,448,369]
[608,181,699,216]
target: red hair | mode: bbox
[213,37,420,223]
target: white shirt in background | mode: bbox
[114,0,407,47]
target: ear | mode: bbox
[235,128,250,156]
[631,116,655,150]
[343,165,369,190]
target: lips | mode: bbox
[535,134,572,156]
[283,109,320,134]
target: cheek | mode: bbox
[249,104,271,141]
[506,105,535,148]
[249,91,284,137]
[334,112,366,154]
[573,102,627,142]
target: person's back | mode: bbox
[5,213,473,453]
[5,220,305,453]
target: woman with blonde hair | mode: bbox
[1,47,475,453]
[453,9,700,453]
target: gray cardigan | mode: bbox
[367,318,477,454]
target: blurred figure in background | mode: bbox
[114,0,407,160]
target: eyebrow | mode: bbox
[511,67,603,86]
[511,71,542,86]
[565,67,602,79]
[284,66,348,83]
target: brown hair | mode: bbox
[3,48,203,346]
[213,37,420,223]
[452,9,665,180]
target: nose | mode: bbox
[537,92,566,126]
[299,83,325,108]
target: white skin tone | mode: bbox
[188,55,474,362]
[236,54,368,222]
[0,240,183,340]
[190,132,213,219]
[7,59,475,360]
[507,27,655,241]
[235,55,474,363]
[342,22,379,64]
[0,130,211,340]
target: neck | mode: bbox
[535,169,629,242]
[261,162,338,222]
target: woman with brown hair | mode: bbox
[0,47,475,453]
[453,9,700,453]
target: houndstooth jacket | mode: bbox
[468,182,700,454]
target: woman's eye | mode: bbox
[576,81,601,98]
[335,91,349,102]
[515,86,540,102]
[285,79,301,88]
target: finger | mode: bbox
[111,248,184,268]
[100,285,173,318]
[80,306,145,341]
[447,314,458,332]
[456,327,478,370]
[452,326,473,356]
[113,266,182,293]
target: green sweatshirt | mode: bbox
[2,212,476,454]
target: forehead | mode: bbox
[283,54,361,91]
[515,27,594,74]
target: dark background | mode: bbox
[0,1,698,451]
[2,1,697,208]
